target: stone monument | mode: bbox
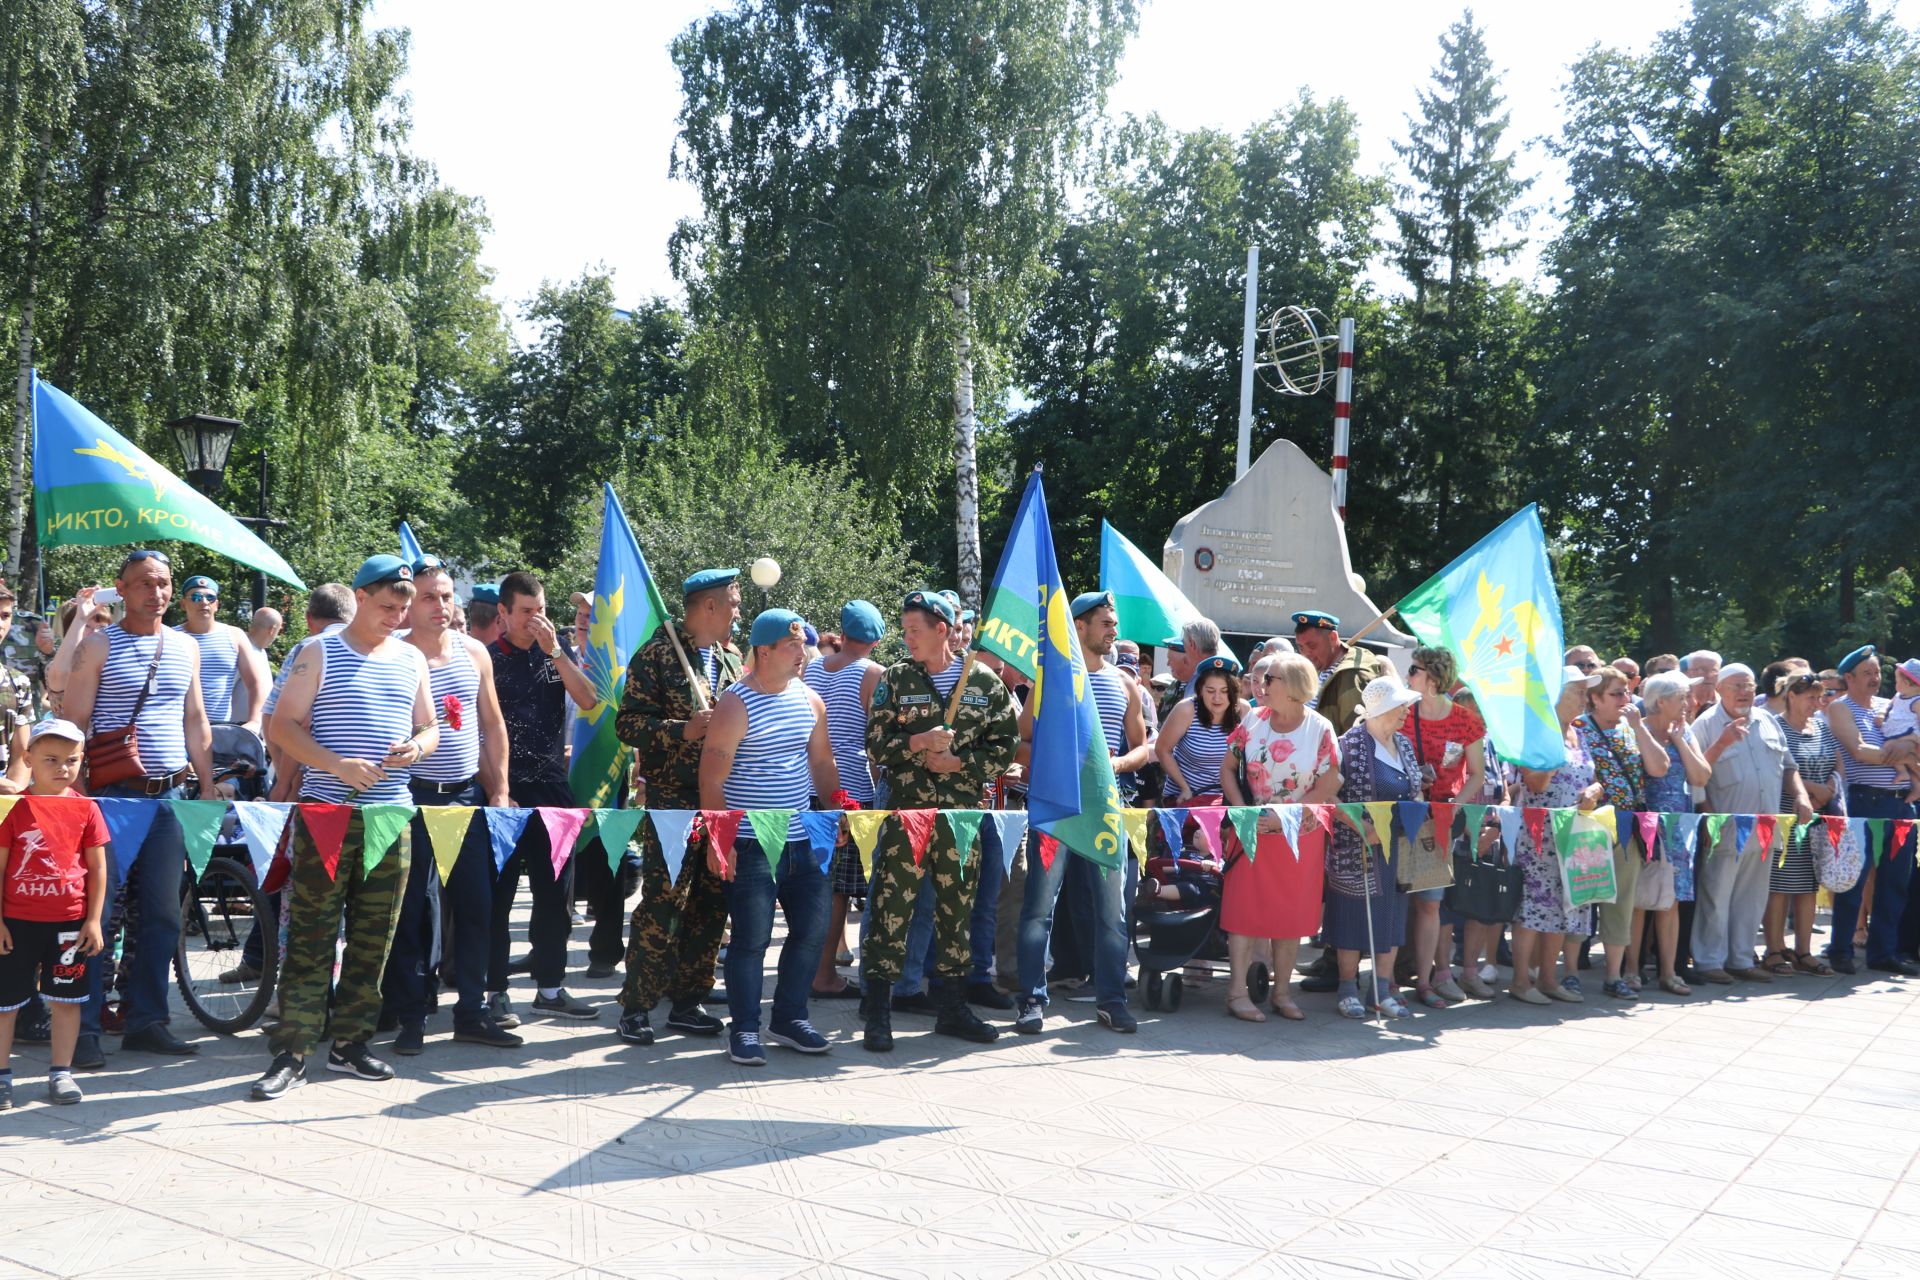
[1164,438,1415,661]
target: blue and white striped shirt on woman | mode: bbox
[723,680,817,842]
[804,656,879,803]
[93,625,197,774]
[301,634,425,805]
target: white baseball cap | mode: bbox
[29,718,85,745]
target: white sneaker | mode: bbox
[1479,964,1498,984]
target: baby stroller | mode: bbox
[1129,813,1273,1011]
[175,724,278,1033]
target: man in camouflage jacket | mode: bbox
[860,590,1018,1053]
[612,568,743,1046]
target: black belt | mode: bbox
[414,774,477,796]
[1849,784,1908,800]
[132,769,194,797]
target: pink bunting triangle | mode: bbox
[1188,807,1227,860]
[1635,809,1660,860]
[702,809,744,880]
[536,807,591,878]
[896,809,939,868]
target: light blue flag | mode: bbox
[398,520,425,564]
[649,810,700,884]
[483,807,532,875]
[232,801,294,881]
[570,483,671,809]
[799,811,842,875]
[1661,811,1700,858]
[1272,804,1304,859]
[1496,805,1523,859]
[96,797,160,882]
[989,810,1029,875]
[1395,505,1567,770]
[1395,801,1430,846]
[1100,519,1204,648]
[1850,816,1872,863]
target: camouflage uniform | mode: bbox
[1318,644,1391,734]
[862,659,1019,983]
[616,620,742,1014]
[0,667,32,771]
[1,615,46,720]
[270,814,411,1056]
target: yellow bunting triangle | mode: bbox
[1776,813,1797,868]
[1364,801,1398,859]
[0,795,18,828]
[418,805,478,883]
[846,810,891,879]
[1122,808,1151,862]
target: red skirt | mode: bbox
[1220,824,1326,938]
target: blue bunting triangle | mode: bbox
[96,797,160,882]
[1273,804,1303,859]
[648,809,700,884]
[482,807,532,876]
[1155,807,1189,857]
[1496,806,1523,859]
[1732,814,1756,856]
[1395,801,1430,846]
[799,810,842,875]
[1615,809,1637,852]
[232,801,294,882]
[990,810,1028,875]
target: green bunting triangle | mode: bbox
[360,803,416,876]
[592,808,647,874]
[746,809,793,868]
[1549,808,1577,858]
[944,809,986,873]
[171,799,228,879]
[1459,804,1488,856]
[1702,812,1730,857]
[1227,806,1263,861]
[1336,802,1368,838]
[1866,818,1889,866]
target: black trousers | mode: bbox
[488,779,577,991]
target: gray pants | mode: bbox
[1691,826,1770,973]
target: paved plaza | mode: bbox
[4,909,1920,1280]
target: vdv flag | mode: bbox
[1395,504,1568,770]
[1100,520,1204,648]
[398,521,425,564]
[977,471,1125,869]
[32,374,304,588]
[569,483,668,808]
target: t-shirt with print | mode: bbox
[1406,701,1486,801]
[1,791,108,922]
[491,633,573,796]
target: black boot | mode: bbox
[861,985,893,1053]
[934,981,999,1044]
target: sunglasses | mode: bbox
[186,591,218,604]
[1408,664,1425,676]
[120,549,170,568]
[1575,661,1599,671]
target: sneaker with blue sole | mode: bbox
[766,1019,830,1054]
[728,1031,766,1066]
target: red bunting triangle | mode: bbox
[1037,832,1060,873]
[1824,815,1848,850]
[1753,814,1777,857]
[1523,807,1549,853]
[299,803,353,882]
[1309,804,1334,836]
[702,809,744,880]
[1428,802,1456,848]
[21,795,92,863]
[1896,820,1916,861]
[896,809,938,868]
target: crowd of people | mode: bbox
[0,549,1915,1110]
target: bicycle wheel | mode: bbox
[176,854,278,1033]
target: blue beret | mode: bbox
[1194,654,1243,679]
[1071,590,1114,619]
[1292,610,1340,631]
[903,589,955,626]
[468,582,499,604]
[841,599,884,642]
[1164,638,1186,652]
[749,608,806,648]
[182,575,219,594]
[961,609,976,623]
[352,555,413,590]
[684,567,739,596]
[1837,644,1876,675]
[937,589,961,611]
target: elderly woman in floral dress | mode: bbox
[1509,667,1603,1007]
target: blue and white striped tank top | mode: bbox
[176,624,239,722]
[1839,697,1902,790]
[932,654,966,698]
[723,680,817,841]
[804,656,879,803]
[1166,720,1230,798]
[1089,665,1131,756]
[699,645,721,695]
[303,634,423,804]
[415,641,481,784]
[93,625,196,773]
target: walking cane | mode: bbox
[1360,814,1385,1026]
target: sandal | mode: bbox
[1226,994,1267,1023]
[1659,976,1692,996]
[1760,949,1796,976]
[1269,1000,1306,1021]
[1794,953,1835,976]
[1416,989,1450,1010]
[1336,995,1367,1019]
[1376,994,1412,1019]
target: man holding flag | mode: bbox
[859,591,1019,1053]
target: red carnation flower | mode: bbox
[441,694,464,732]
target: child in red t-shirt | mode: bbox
[0,719,109,1108]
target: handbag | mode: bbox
[1634,855,1677,910]
[1558,808,1620,908]
[85,630,164,791]
[1815,810,1865,894]
[1398,714,1455,892]
[1444,843,1522,923]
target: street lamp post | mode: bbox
[168,413,289,614]
[749,556,782,614]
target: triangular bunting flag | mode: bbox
[799,810,842,874]
[1732,814,1756,856]
[1428,802,1456,848]
[943,809,986,874]
[1771,814,1793,868]
[232,800,294,881]
[648,809,699,883]
[1635,809,1660,861]
[535,808,590,878]
[1336,802,1368,839]
[0,795,16,830]
[746,809,794,869]
[418,805,479,883]
[846,810,890,878]
[1823,814,1847,851]
[1866,818,1889,866]
[990,810,1028,875]
[1459,804,1488,854]
[1752,814,1776,860]
[1226,806,1263,861]
[591,808,647,876]
[1702,812,1730,858]
[95,797,160,881]
[1037,831,1061,873]
[702,809,744,879]
[1528,807,1553,855]
[1895,819,1915,862]
[1273,804,1304,859]
[1660,811,1698,859]
[1395,801,1430,847]
[1121,808,1151,862]
[1497,806,1523,859]
[896,809,939,868]
[1155,807,1189,857]
[300,803,354,881]
[360,803,416,877]
[169,798,228,879]
[1614,808,1636,852]
[1363,801,1397,854]
[482,806,532,876]
[1189,807,1227,861]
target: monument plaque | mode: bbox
[1165,439,1414,660]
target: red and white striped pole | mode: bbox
[1331,317,1355,520]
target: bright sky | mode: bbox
[374,0,1916,324]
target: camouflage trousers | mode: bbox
[862,824,979,985]
[270,807,411,1057]
[619,820,727,1013]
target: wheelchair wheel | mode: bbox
[1144,971,1163,1011]
[1247,961,1271,1004]
[1164,973,1184,1011]
[176,855,278,1033]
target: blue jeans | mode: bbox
[723,837,829,1034]
[384,778,494,1023]
[1018,843,1135,1008]
[892,815,1007,995]
[84,782,189,1036]
[1831,787,1916,965]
